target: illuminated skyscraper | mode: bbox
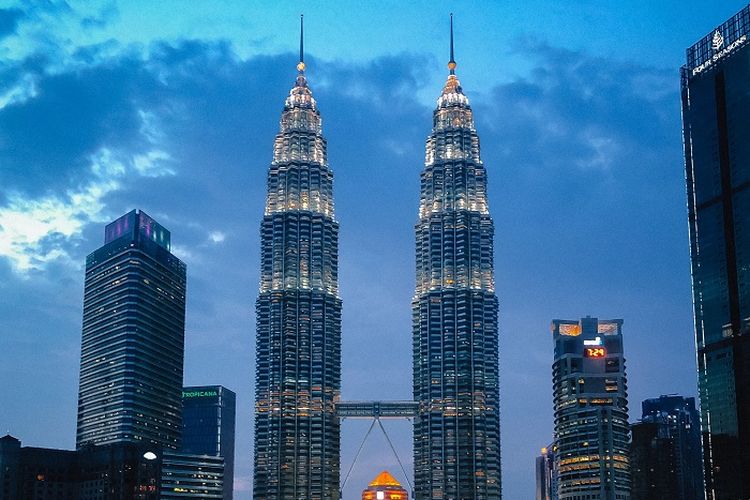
[412,16,501,499]
[76,209,186,450]
[681,5,750,498]
[253,17,341,498]
[551,317,630,500]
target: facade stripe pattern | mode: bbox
[253,67,341,499]
[412,70,501,499]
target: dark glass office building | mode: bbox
[253,23,342,498]
[412,20,501,499]
[551,317,630,500]
[0,434,163,500]
[76,209,186,450]
[630,395,703,500]
[182,385,236,499]
[681,5,750,499]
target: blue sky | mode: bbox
[0,1,747,497]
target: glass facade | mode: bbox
[76,209,186,450]
[630,395,703,500]
[412,26,501,499]
[182,386,236,499]
[681,6,750,499]
[160,452,224,499]
[536,444,557,500]
[551,317,630,500]
[253,42,342,498]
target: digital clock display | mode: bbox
[584,347,606,358]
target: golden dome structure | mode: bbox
[361,471,408,500]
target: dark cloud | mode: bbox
[0,8,24,38]
[0,53,152,194]
[0,34,694,498]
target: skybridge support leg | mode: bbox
[376,418,414,498]
[340,418,377,496]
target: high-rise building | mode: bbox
[551,317,630,500]
[630,422,674,500]
[412,16,501,499]
[76,209,186,450]
[160,452,224,499]
[361,471,408,500]
[630,395,704,500]
[253,18,341,498]
[536,444,557,500]
[681,5,750,499]
[181,386,236,499]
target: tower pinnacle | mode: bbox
[297,14,305,73]
[448,13,456,74]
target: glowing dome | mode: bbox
[362,471,408,500]
[369,471,401,487]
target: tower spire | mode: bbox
[297,14,305,74]
[448,13,456,74]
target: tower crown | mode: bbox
[286,14,316,110]
[438,14,468,108]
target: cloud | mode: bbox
[80,2,118,30]
[0,8,24,39]
[477,38,677,179]
[208,231,225,243]
[0,145,179,273]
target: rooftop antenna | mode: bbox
[297,14,305,73]
[448,13,457,74]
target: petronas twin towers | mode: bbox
[254,17,500,499]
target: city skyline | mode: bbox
[1,2,748,497]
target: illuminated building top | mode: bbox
[259,15,338,296]
[103,209,170,250]
[415,15,493,297]
[362,471,408,500]
[369,471,401,487]
[265,15,332,220]
[685,5,750,76]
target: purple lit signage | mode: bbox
[104,211,136,244]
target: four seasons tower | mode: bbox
[253,17,341,498]
[412,17,502,499]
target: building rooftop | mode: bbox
[369,471,401,487]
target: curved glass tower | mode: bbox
[412,18,501,499]
[253,19,341,499]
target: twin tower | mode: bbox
[253,17,501,499]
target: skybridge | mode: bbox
[336,400,418,419]
[336,400,418,497]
